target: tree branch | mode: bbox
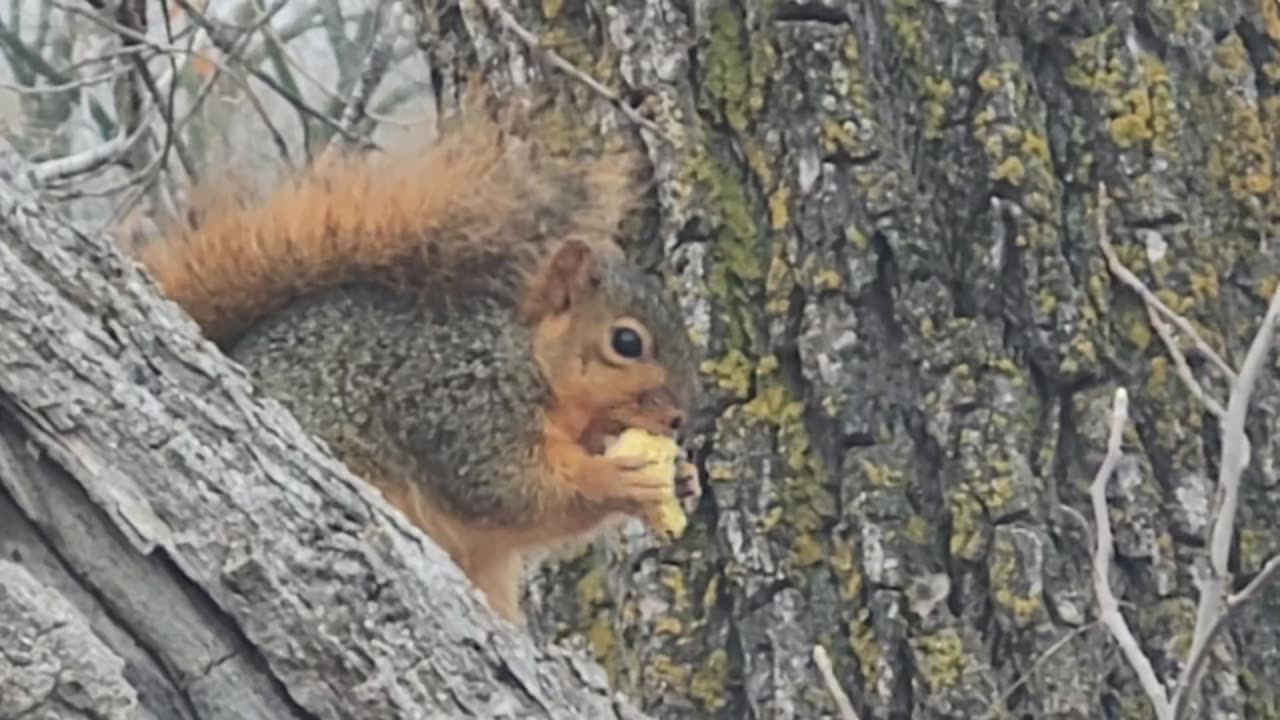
[1089,387,1174,718]
[1172,283,1280,717]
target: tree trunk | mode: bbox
[409,1,1280,718]
[0,173,644,719]
[4,1,1279,719]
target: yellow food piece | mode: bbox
[606,428,688,542]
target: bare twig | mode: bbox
[1173,553,1280,716]
[1144,302,1227,418]
[1096,185,1225,418]
[475,0,670,142]
[169,0,371,149]
[324,0,401,156]
[1095,185,1235,381]
[997,621,1100,707]
[0,68,121,95]
[1089,387,1173,718]
[0,14,117,137]
[812,645,860,720]
[1094,182,1280,719]
[29,99,155,183]
[1172,282,1280,717]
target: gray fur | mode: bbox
[229,282,549,526]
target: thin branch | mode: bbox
[475,0,670,141]
[28,98,155,183]
[812,645,860,720]
[59,0,296,169]
[996,621,1100,708]
[1173,553,1280,716]
[0,14,117,137]
[1172,281,1280,718]
[1095,185,1235,381]
[1145,302,1227,418]
[169,0,371,149]
[1096,185,1226,419]
[1089,387,1173,718]
[324,0,400,156]
[0,68,122,95]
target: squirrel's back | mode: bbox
[232,280,550,525]
[139,105,644,344]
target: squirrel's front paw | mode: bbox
[675,460,701,503]
[597,455,675,505]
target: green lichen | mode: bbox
[850,609,882,690]
[791,534,824,566]
[701,349,754,399]
[989,536,1043,627]
[646,654,691,690]
[703,7,774,133]
[905,515,930,545]
[949,490,986,561]
[830,537,864,600]
[660,565,691,613]
[911,628,966,689]
[689,649,730,711]
[686,149,764,350]
[768,185,791,230]
[860,458,905,489]
[922,76,953,138]
[764,251,793,315]
[1202,34,1276,202]
[576,568,619,677]
[992,156,1026,185]
[884,0,924,67]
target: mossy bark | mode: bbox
[410,1,1280,717]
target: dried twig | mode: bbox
[29,99,155,183]
[1089,387,1173,717]
[323,0,401,156]
[1095,185,1235,382]
[1094,181,1280,719]
[1173,553,1280,716]
[812,645,860,720]
[476,0,670,142]
[170,0,370,149]
[51,0,296,169]
[1172,282,1280,717]
[996,621,1100,707]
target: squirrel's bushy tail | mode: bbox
[139,99,645,344]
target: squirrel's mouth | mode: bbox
[582,417,677,455]
[582,418,625,455]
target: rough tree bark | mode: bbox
[406,1,1280,719]
[0,169,646,717]
[4,1,1280,719]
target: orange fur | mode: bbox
[139,105,643,344]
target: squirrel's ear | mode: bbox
[520,239,599,321]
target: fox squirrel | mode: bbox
[137,100,701,624]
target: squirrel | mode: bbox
[136,98,702,624]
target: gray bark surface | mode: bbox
[0,174,644,719]
[0,560,141,720]
[407,1,1280,718]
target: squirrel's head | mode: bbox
[522,239,699,452]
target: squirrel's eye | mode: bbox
[611,327,645,359]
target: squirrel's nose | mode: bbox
[669,411,684,433]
